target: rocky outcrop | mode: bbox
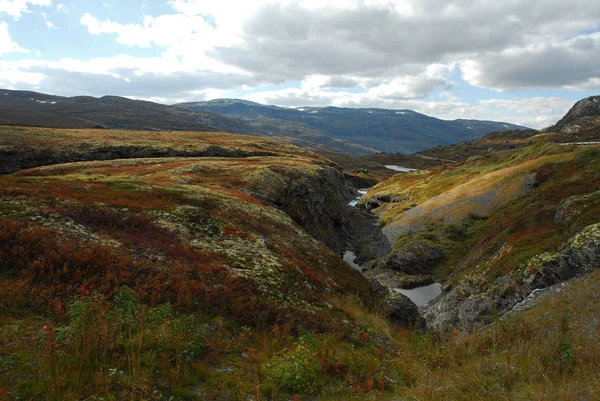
[248,165,356,253]
[362,239,441,292]
[554,190,600,226]
[244,164,389,258]
[422,223,600,334]
[371,280,422,328]
[345,207,392,261]
[363,193,412,211]
[343,172,378,189]
[548,96,600,133]
[0,144,278,175]
[379,240,444,275]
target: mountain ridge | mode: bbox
[178,98,529,154]
[547,95,600,134]
[0,88,527,156]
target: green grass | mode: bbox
[2,128,600,400]
[3,273,600,400]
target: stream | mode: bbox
[348,188,370,206]
[343,250,362,271]
[344,182,441,306]
[343,249,442,306]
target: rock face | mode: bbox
[248,164,391,257]
[554,190,600,226]
[372,280,422,328]
[380,240,444,275]
[549,96,600,133]
[422,223,600,334]
[346,207,392,261]
[0,144,278,175]
[245,165,355,253]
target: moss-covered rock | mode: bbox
[423,222,600,334]
[379,240,444,276]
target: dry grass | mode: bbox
[1,129,599,400]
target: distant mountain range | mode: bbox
[0,89,528,155]
[0,89,257,135]
[178,99,528,154]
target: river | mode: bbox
[343,250,442,306]
[344,182,441,306]
[394,283,442,306]
[348,188,370,206]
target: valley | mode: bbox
[0,96,599,400]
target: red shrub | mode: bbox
[0,219,324,329]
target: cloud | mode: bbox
[461,32,600,91]
[244,85,573,128]
[0,22,28,55]
[0,0,52,18]
[211,0,600,80]
[74,0,600,97]
[478,97,575,128]
[0,54,272,101]
[40,11,57,29]
[1,0,598,130]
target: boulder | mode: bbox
[371,280,422,328]
[381,240,444,275]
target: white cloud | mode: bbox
[0,0,52,18]
[1,0,597,131]
[74,0,600,97]
[40,11,57,29]
[478,97,575,128]
[461,32,600,91]
[243,86,573,129]
[80,12,225,51]
[0,21,28,55]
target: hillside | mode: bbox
[0,126,411,400]
[0,89,258,134]
[548,96,600,134]
[0,89,377,156]
[359,99,600,336]
[1,97,600,400]
[179,99,528,154]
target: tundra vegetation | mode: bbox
[1,125,599,400]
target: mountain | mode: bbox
[0,89,377,156]
[547,95,600,134]
[0,89,259,134]
[178,98,529,154]
[0,89,528,156]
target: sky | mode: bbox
[0,0,599,128]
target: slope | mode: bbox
[0,89,374,156]
[179,98,528,154]
[361,126,600,334]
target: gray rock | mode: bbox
[520,173,540,195]
[372,279,422,329]
[381,240,444,275]
[548,96,600,133]
[422,223,600,334]
[554,190,600,226]
[383,290,422,328]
